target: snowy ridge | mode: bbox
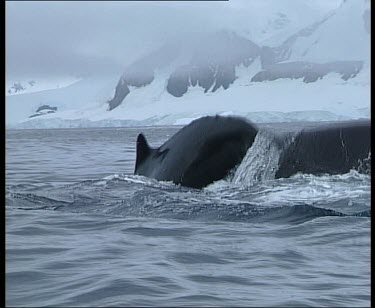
[285,0,370,64]
[7,66,370,128]
[6,0,370,129]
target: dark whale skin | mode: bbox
[276,120,371,178]
[134,115,258,188]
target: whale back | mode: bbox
[276,120,371,178]
[134,115,258,188]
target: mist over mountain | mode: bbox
[6,0,370,128]
[107,0,369,111]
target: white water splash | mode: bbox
[248,170,371,210]
[357,151,371,174]
[232,130,290,187]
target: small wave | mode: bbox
[104,173,179,189]
[290,169,370,181]
[6,192,71,211]
[8,188,366,224]
[6,167,370,224]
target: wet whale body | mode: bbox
[134,116,370,188]
[134,116,258,188]
[276,120,371,178]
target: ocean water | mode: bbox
[6,124,371,307]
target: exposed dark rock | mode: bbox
[108,79,130,111]
[36,105,57,113]
[29,110,56,118]
[107,41,181,110]
[29,105,58,118]
[212,64,236,92]
[166,67,190,97]
[197,65,216,93]
[124,70,154,87]
[167,31,260,97]
[108,67,154,111]
[190,66,199,87]
[123,55,157,87]
[251,61,363,83]
[108,5,368,108]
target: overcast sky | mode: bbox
[6,0,342,78]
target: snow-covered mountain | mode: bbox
[6,0,370,129]
[282,0,370,63]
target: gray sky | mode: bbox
[6,0,342,78]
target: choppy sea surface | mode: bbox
[6,123,371,307]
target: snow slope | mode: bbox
[6,75,119,126]
[285,0,370,64]
[213,0,341,47]
[6,0,370,129]
[8,59,369,129]
[6,76,81,96]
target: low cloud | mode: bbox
[6,0,342,78]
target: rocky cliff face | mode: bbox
[108,31,261,109]
[107,0,369,111]
[107,41,180,110]
[29,105,58,118]
[108,67,156,110]
[166,32,260,97]
[251,61,363,83]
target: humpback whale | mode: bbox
[276,119,371,178]
[134,115,258,188]
[134,116,370,188]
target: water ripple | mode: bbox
[6,126,370,307]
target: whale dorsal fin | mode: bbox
[135,133,152,173]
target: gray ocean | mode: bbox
[6,123,371,307]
